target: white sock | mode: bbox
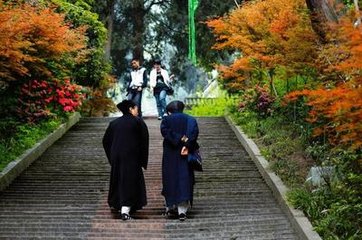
[121,206,131,214]
[177,201,189,215]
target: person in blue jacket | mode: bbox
[160,100,199,221]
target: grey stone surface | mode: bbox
[225,115,322,240]
[0,116,303,239]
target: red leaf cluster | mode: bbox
[17,79,85,123]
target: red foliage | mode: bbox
[17,79,85,123]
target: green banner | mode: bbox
[188,0,199,65]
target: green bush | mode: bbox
[0,118,61,171]
[232,109,310,186]
[288,182,362,240]
[232,105,362,239]
[185,97,238,116]
[52,0,111,88]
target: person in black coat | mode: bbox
[160,100,199,221]
[102,100,149,221]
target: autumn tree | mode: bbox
[0,1,87,120]
[0,1,86,89]
[207,0,318,94]
[305,0,344,42]
[287,12,362,150]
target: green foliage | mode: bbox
[233,108,310,186]
[0,117,18,141]
[195,1,237,69]
[103,0,236,76]
[0,118,61,171]
[232,103,362,239]
[288,178,362,240]
[185,97,238,116]
[0,88,18,122]
[51,0,111,88]
[231,109,259,138]
[287,187,332,222]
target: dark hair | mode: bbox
[117,100,136,114]
[166,100,185,114]
[153,59,161,65]
[131,57,140,62]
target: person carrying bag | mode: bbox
[183,118,202,172]
[160,100,200,221]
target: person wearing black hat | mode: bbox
[149,59,173,120]
[102,100,149,220]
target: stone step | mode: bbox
[0,117,299,239]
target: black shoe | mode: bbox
[163,210,171,218]
[121,213,132,221]
[178,213,186,221]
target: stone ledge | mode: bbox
[0,112,81,192]
[225,115,322,240]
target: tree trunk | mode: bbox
[131,0,145,62]
[354,0,361,26]
[105,1,115,60]
[305,0,341,43]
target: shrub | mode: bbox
[185,97,238,116]
[237,86,275,118]
[16,79,85,123]
[0,118,61,171]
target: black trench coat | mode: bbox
[102,114,149,210]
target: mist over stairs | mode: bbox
[0,117,300,239]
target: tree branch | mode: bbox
[234,0,240,8]
[354,0,361,27]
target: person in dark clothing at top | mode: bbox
[160,100,199,221]
[102,100,149,221]
[149,59,173,120]
[125,57,148,117]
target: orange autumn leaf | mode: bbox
[207,0,318,88]
[0,2,86,82]
[286,83,362,149]
[286,10,362,149]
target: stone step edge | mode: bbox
[225,115,322,240]
[0,112,81,192]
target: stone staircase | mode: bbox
[0,117,299,239]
